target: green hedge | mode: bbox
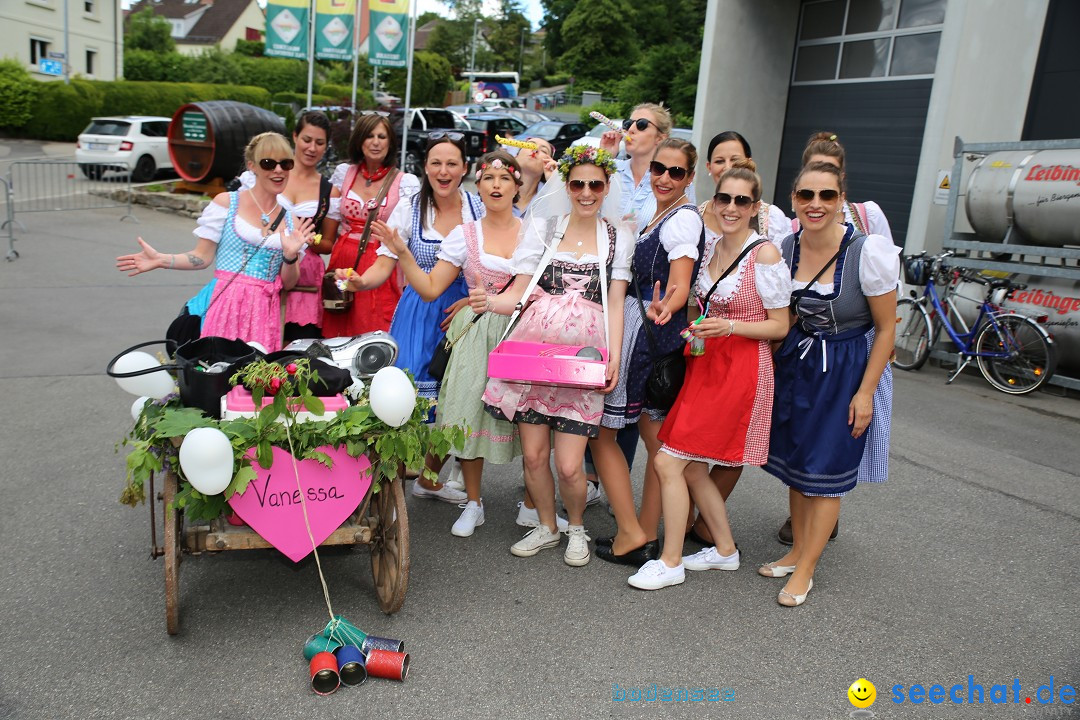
[317,83,374,108]
[272,91,335,108]
[17,79,272,141]
[0,60,40,129]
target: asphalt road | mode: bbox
[0,203,1077,720]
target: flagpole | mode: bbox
[350,0,359,112]
[306,0,316,108]
[399,0,417,169]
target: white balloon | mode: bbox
[131,396,150,422]
[113,350,175,399]
[247,341,268,354]
[178,427,234,496]
[368,367,416,427]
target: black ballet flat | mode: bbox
[596,540,660,567]
[687,527,712,546]
[595,535,614,549]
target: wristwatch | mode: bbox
[282,253,299,265]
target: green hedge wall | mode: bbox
[12,79,273,141]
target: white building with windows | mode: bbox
[693,0,1077,252]
[1,0,124,81]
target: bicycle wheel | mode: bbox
[893,298,932,370]
[974,315,1055,394]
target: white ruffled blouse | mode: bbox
[438,221,516,275]
[790,232,901,297]
[193,200,305,258]
[651,206,702,262]
[237,170,342,222]
[512,216,634,282]
[699,229,791,310]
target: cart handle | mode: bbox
[106,339,180,377]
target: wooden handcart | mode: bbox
[146,458,409,635]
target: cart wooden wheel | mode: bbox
[163,467,182,635]
[369,476,410,614]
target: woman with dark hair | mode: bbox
[702,131,790,247]
[761,161,897,606]
[593,137,703,567]
[628,159,791,591]
[117,132,314,351]
[323,113,420,337]
[338,134,482,503]
[380,150,524,537]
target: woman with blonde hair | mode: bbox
[117,132,314,351]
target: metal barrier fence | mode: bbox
[2,160,138,261]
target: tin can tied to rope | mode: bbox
[361,635,405,654]
[321,614,367,647]
[303,632,343,662]
[309,651,341,695]
[334,645,368,687]
[365,649,410,681]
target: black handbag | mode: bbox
[428,277,512,381]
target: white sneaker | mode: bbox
[585,481,603,507]
[510,524,562,557]
[564,525,591,566]
[411,480,467,504]
[628,559,685,590]
[682,546,740,571]
[451,500,484,537]
[444,460,464,492]
[515,502,569,531]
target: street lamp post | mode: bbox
[518,26,527,77]
[469,18,481,93]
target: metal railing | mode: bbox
[2,160,138,261]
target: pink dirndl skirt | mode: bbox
[202,270,284,352]
[283,251,324,328]
[482,289,607,437]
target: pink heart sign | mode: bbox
[228,445,371,563]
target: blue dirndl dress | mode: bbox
[390,192,484,416]
[764,225,892,496]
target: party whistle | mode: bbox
[496,135,537,150]
[335,268,352,293]
[680,314,707,340]
[589,111,625,136]
[311,233,322,246]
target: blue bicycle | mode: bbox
[893,251,1056,395]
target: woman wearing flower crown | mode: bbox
[379,150,525,538]
[470,145,632,567]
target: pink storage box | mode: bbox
[221,386,349,422]
[487,341,608,389]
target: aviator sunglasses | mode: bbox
[622,118,657,132]
[428,131,464,142]
[649,161,689,182]
[713,192,755,208]
[259,158,295,171]
[794,188,840,203]
[568,179,607,193]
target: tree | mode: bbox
[540,0,576,60]
[559,0,639,90]
[616,41,700,119]
[485,0,531,70]
[383,51,454,106]
[126,7,176,53]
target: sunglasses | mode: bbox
[794,188,840,203]
[714,192,755,208]
[568,179,607,193]
[622,118,657,132]
[258,158,295,171]
[428,131,464,142]
[650,161,689,182]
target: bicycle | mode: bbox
[893,250,1057,395]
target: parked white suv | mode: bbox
[75,116,173,182]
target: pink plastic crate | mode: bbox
[223,386,349,418]
[487,341,608,389]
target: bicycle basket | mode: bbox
[903,255,930,286]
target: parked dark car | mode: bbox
[518,120,591,157]
[460,113,528,156]
[389,108,487,175]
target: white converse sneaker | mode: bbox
[682,546,740,571]
[510,524,562,557]
[451,500,484,537]
[411,480,467,504]
[564,525,591,566]
[628,559,685,590]
[444,460,464,492]
[515,502,569,531]
[585,481,603,507]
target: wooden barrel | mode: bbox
[167,101,286,184]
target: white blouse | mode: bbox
[699,229,791,310]
[791,233,901,297]
[847,200,893,242]
[237,170,342,222]
[512,216,634,282]
[192,201,306,258]
[376,189,481,260]
[650,206,702,262]
[437,221,517,276]
[764,202,793,247]
[331,162,421,204]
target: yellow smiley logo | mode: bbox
[848,678,876,708]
